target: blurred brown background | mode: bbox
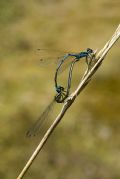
[0,0,120,179]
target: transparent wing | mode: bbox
[57,56,76,74]
[38,56,62,66]
[35,49,67,66]
[35,49,76,70]
[26,98,56,137]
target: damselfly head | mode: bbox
[87,48,94,54]
[56,86,64,93]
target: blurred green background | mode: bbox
[0,0,120,179]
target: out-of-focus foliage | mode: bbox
[0,0,120,178]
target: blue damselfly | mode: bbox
[26,48,95,137]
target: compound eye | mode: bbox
[87,48,93,53]
[61,87,64,90]
[56,87,61,93]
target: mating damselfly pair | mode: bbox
[26,48,95,137]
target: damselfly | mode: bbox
[55,48,95,100]
[36,48,94,73]
[26,48,95,137]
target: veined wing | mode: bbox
[38,55,62,66]
[57,55,76,74]
[26,98,56,137]
[35,48,67,66]
[37,54,76,74]
[35,48,79,74]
